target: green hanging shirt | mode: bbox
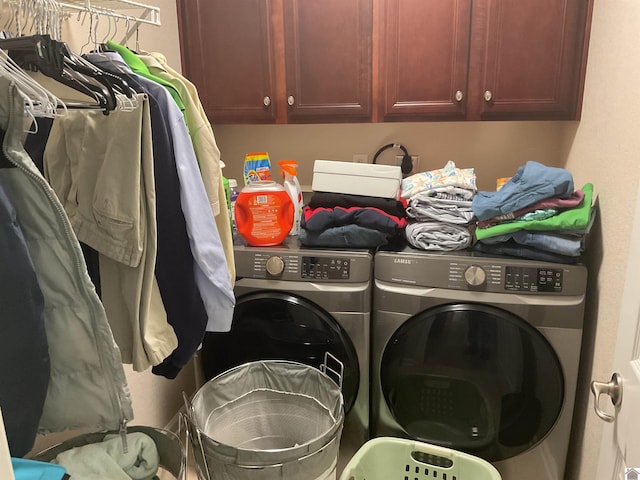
[475,183,594,240]
[106,40,185,112]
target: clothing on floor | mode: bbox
[11,458,69,480]
[53,432,159,480]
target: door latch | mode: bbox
[591,372,623,422]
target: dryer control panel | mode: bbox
[505,266,563,292]
[374,249,587,296]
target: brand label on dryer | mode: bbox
[393,258,414,265]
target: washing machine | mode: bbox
[372,247,587,480]
[201,239,372,465]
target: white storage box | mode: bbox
[312,160,402,199]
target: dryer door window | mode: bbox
[202,291,360,413]
[380,303,564,462]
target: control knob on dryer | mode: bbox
[464,265,486,286]
[265,256,285,276]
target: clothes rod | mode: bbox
[57,1,160,26]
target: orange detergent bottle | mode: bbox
[234,181,294,246]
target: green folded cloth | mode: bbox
[53,432,159,480]
[475,183,594,241]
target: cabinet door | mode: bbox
[470,0,589,120]
[177,0,277,123]
[380,0,472,121]
[283,0,372,122]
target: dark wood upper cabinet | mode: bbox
[178,0,592,124]
[284,0,372,122]
[177,0,372,124]
[379,0,592,121]
[468,0,591,120]
[177,0,277,123]
[380,0,472,121]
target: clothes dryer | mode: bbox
[201,239,372,466]
[372,247,587,480]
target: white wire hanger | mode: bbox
[0,47,67,123]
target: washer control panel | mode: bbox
[302,256,350,280]
[251,253,300,278]
[505,266,563,292]
[234,248,370,282]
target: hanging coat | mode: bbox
[0,77,133,435]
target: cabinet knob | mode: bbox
[484,90,493,102]
[263,96,271,107]
[287,95,295,106]
[455,90,463,102]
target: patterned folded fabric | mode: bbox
[401,160,476,199]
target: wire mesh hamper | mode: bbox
[186,358,345,480]
[339,437,502,480]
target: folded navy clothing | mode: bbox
[299,224,391,248]
[308,191,407,217]
[302,206,407,235]
[472,161,574,221]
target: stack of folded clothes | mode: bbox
[472,161,595,263]
[400,160,477,251]
[300,192,407,248]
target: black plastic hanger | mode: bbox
[0,35,119,113]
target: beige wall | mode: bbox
[215,121,571,192]
[564,0,640,478]
[22,0,635,477]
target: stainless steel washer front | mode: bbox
[201,240,372,468]
[372,248,587,480]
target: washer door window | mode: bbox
[381,303,564,462]
[202,291,359,413]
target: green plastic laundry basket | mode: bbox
[339,437,501,480]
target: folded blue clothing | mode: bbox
[479,230,585,257]
[473,240,581,264]
[472,161,574,221]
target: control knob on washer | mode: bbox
[265,256,285,276]
[464,265,486,286]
